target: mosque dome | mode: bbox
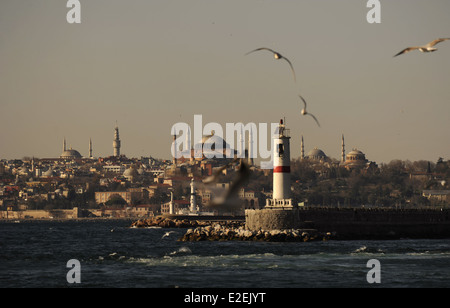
[346,148,366,162]
[18,166,30,176]
[344,148,369,168]
[199,131,230,150]
[123,167,138,180]
[61,148,82,159]
[42,168,55,178]
[193,131,234,158]
[306,147,327,161]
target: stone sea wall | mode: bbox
[130,216,243,229]
[178,223,333,242]
[0,208,81,220]
[297,207,450,224]
[131,216,332,242]
[246,207,450,240]
[296,208,450,240]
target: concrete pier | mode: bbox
[245,208,300,231]
[245,207,450,239]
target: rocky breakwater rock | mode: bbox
[179,223,335,242]
[130,217,211,229]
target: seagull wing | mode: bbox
[245,47,276,56]
[394,47,419,57]
[224,161,250,200]
[298,95,307,109]
[203,158,239,184]
[207,160,250,210]
[281,56,296,83]
[202,175,217,184]
[307,113,321,128]
[246,47,296,82]
[427,38,450,47]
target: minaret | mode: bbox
[266,119,293,208]
[63,137,66,152]
[113,123,121,157]
[185,126,192,161]
[169,191,174,215]
[300,136,305,160]
[89,138,93,159]
[190,178,197,213]
[239,126,245,158]
[172,132,177,166]
[341,134,345,163]
[248,127,254,166]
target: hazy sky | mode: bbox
[1,0,449,164]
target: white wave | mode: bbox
[351,246,384,255]
[127,252,282,268]
[129,226,162,229]
[353,246,368,253]
[169,246,192,255]
[406,251,450,257]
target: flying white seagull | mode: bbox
[161,231,177,239]
[207,160,250,210]
[245,47,296,83]
[203,158,239,185]
[299,95,320,128]
[394,38,450,57]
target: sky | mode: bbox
[1,0,449,164]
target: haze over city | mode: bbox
[1,0,449,164]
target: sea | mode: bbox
[1,219,450,289]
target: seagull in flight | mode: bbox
[161,231,177,239]
[394,38,450,57]
[299,95,320,128]
[203,158,239,185]
[207,160,250,210]
[245,47,296,83]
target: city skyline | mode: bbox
[1,0,450,164]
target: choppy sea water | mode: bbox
[1,219,450,288]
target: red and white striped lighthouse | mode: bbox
[266,119,294,208]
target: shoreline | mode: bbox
[0,217,136,223]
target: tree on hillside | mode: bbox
[105,194,127,208]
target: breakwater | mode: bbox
[130,216,243,229]
[131,208,450,241]
[130,216,332,242]
[178,223,333,242]
[296,208,450,240]
[250,207,450,240]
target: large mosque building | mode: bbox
[60,137,83,160]
[172,129,254,166]
[300,134,377,170]
[56,124,121,160]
